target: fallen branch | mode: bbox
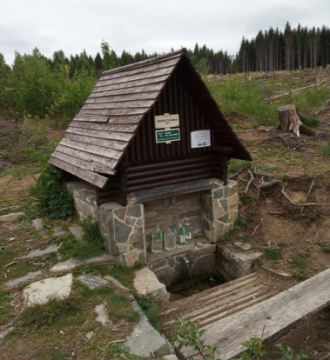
[5,261,17,268]
[252,224,260,235]
[245,170,255,194]
[281,186,330,206]
[301,179,315,214]
[258,180,282,189]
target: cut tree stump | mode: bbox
[278,104,315,137]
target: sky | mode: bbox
[1,0,330,65]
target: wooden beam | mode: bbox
[183,268,330,360]
[66,126,133,142]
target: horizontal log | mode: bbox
[101,56,180,80]
[87,91,159,102]
[96,66,173,87]
[49,157,109,188]
[90,83,164,97]
[51,150,114,175]
[70,121,138,133]
[78,108,147,117]
[81,100,154,110]
[66,126,133,141]
[60,138,122,161]
[92,75,168,93]
[65,133,127,151]
[56,143,118,169]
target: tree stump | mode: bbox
[278,104,315,137]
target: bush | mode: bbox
[35,164,74,219]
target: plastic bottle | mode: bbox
[164,227,176,251]
[176,220,186,248]
[151,224,163,254]
[182,217,193,245]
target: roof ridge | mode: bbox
[102,48,187,76]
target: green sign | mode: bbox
[156,128,180,143]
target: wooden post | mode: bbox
[278,104,315,137]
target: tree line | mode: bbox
[237,22,330,72]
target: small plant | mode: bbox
[235,335,266,359]
[82,218,104,247]
[242,234,252,242]
[322,141,330,157]
[264,248,282,261]
[234,217,248,229]
[292,253,310,269]
[172,315,220,360]
[218,233,232,243]
[35,164,74,219]
[292,271,308,282]
[135,294,161,331]
[108,263,144,287]
[108,293,140,323]
[321,244,330,253]
[275,342,308,360]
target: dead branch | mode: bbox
[245,170,255,194]
[230,166,250,179]
[281,186,330,206]
[301,179,315,214]
[252,224,260,235]
[258,180,282,189]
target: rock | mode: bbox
[85,331,94,339]
[103,275,130,291]
[196,241,204,247]
[95,304,111,325]
[9,237,15,242]
[50,259,83,273]
[133,267,169,305]
[32,218,43,231]
[53,227,66,237]
[0,325,14,344]
[26,239,35,243]
[125,298,173,357]
[77,274,109,290]
[21,245,59,259]
[217,246,262,279]
[163,355,178,360]
[0,212,25,222]
[23,274,73,306]
[5,270,42,288]
[234,242,252,251]
[84,254,114,266]
[69,225,84,241]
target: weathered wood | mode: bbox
[70,121,138,133]
[278,104,315,136]
[51,150,115,175]
[90,83,164,96]
[73,114,109,123]
[66,126,134,141]
[96,66,173,87]
[60,139,121,161]
[87,91,159,102]
[49,157,109,188]
[81,100,154,110]
[78,108,147,117]
[64,133,127,151]
[55,145,118,171]
[183,268,330,360]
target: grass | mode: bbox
[0,290,15,326]
[234,217,248,229]
[301,114,320,128]
[258,165,280,173]
[292,271,308,282]
[228,159,251,174]
[321,245,330,253]
[264,248,282,261]
[135,294,161,331]
[218,233,232,243]
[108,263,144,288]
[108,293,140,323]
[322,141,330,157]
[292,252,310,269]
[242,234,252,242]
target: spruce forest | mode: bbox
[1,22,330,120]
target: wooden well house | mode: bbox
[50,49,251,268]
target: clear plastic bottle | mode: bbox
[151,224,163,254]
[182,217,193,245]
[176,220,186,248]
[164,228,176,251]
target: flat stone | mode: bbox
[0,212,25,222]
[148,251,170,264]
[69,225,84,241]
[103,275,130,291]
[50,259,83,273]
[195,243,216,257]
[114,218,132,243]
[66,181,88,194]
[23,274,73,306]
[125,298,172,357]
[234,242,252,251]
[133,267,169,305]
[196,241,204,247]
[22,245,59,259]
[78,274,109,290]
[84,254,114,266]
[0,325,14,344]
[127,204,142,218]
[95,304,111,325]
[85,331,94,339]
[53,227,66,237]
[5,270,42,287]
[32,218,43,231]
[163,355,178,360]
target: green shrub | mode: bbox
[292,253,310,269]
[35,164,74,219]
[301,114,320,128]
[264,248,282,261]
[135,294,161,331]
[322,141,330,157]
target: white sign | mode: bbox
[191,130,211,148]
[155,113,180,129]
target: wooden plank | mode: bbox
[87,91,159,102]
[107,115,143,124]
[66,126,133,141]
[92,75,168,93]
[70,121,138,133]
[49,157,109,188]
[65,133,127,151]
[60,139,122,161]
[56,144,118,170]
[51,150,115,175]
[96,66,173,87]
[183,269,330,360]
[78,108,147,117]
[73,114,109,123]
[81,100,154,110]
[90,83,164,97]
[100,56,180,81]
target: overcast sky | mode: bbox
[1,0,330,65]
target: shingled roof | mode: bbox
[50,49,251,188]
